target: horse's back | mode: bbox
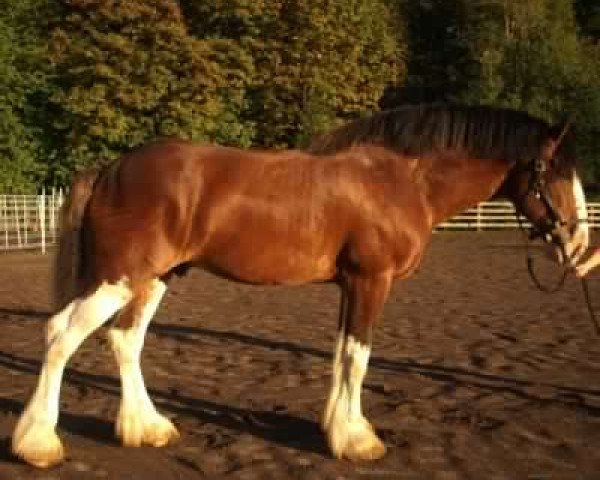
[82,140,333,285]
[81,140,431,288]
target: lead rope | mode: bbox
[581,275,600,335]
[516,213,568,293]
[526,254,568,293]
[517,213,600,335]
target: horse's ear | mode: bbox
[553,118,573,145]
[546,116,574,158]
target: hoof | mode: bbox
[143,417,180,448]
[12,422,64,468]
[343,430,387,461]
[327,418,387,462]
[117,411,179,448]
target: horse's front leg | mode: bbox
[323,271,392,461]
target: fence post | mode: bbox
[40,190,46,254]
[476,203,481,231]
[50,188,56,244]
[13,196,21,248]
[2,196,7,249]
[23,195,28,247]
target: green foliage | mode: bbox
[46,0,255,176]
[187,0,405,147]
[391,0,600,182]
[1,0,599,190]
[0,0,52,192]
[461,0,600,179]
[459,1,579,115]
[575,0,600,41]
[398,0,473,102]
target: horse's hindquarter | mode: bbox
[84,141,216,283]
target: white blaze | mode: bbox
[567,172,589,264]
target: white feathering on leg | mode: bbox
[324,335,386,461]
[12,280,132,468]
[108,279,179,448]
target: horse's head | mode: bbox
[505,122,589,266]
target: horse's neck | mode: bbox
[421,155,511,226]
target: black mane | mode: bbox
[308,104,575,170]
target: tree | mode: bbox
[389,0,473,104]
[575,0,600,41]
[385,0,600,182]
[46,0,254,181]
[187,0,405,147]
[461,0,600,180]
[0,0,52,192]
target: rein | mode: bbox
[581,278,600,335]
[516,213,568,294]
[517,217,600,335]
[516,157,569,293]
[514,157,600,335]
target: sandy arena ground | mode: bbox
[0,231,599,479]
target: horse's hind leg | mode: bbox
[12,280,132,468]
[45,301,77,346]
[107,278,179,448]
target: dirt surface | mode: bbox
[0,231,599,480]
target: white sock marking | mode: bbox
[108,279,177,447]
[13,280,132,466]
[569,172,589,263]
[324,334,384,459]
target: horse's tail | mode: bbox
[53,169,99,311]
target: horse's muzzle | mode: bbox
[553,221,589,267]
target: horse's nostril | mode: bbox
[569,223,578,236]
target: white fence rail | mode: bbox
[0,191,64,253]
[0,196,598,253]
[437,201,600,230]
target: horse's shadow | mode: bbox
[0,308,49,319]
[0,349,328,460]
[1,306,600,463]
[149,321,600,411]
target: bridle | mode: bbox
[525,157,569,249]
[516,153,600,334]
[516,156,570,293]
[523,119,575,251]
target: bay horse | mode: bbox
[12,104,589,467]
